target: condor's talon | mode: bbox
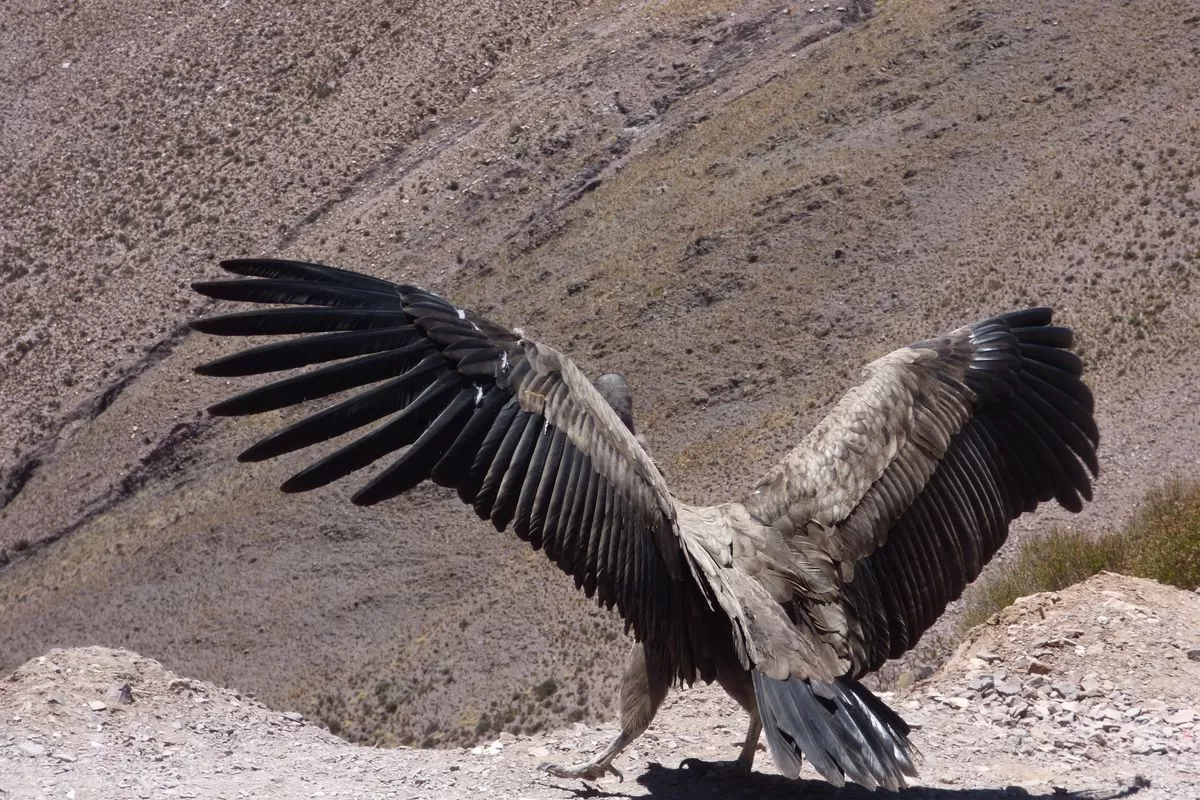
[540,759,624,782]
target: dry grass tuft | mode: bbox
[961,479,1200,633]
[1123,479,1200,591]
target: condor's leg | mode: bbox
[721,669,764,773]
[542,642,670,781]
[682,668,763,776]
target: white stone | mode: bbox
[19,741,46,757]
[1166,709,1195,725]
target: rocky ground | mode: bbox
[3,0,1200,760]
[2,574,1198,799]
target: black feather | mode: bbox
[553,453,588,573]
[491,416,544,530]
[930,458,981,576]
[526,429,567,550]
[280,372,460,492]
[538,445,576,557]
[190,307,407,336]
[1011,324,1073,349]
[196,327,419,377]
[1021,357,1095,413]
[430,388,509,488]
[474,411,536,522]
[1018,368,1100,449]
[234,356,443,461]
[207,344,438,416]
[511,425,555,540]
[1019,342,1084,376]
[193,278,406,309]
[1007,392,1088,511]
[352,388,478,505]
[1014,376,1099,477]
[995,307,1052,328]
[976,413,1041,513]
[219,258,407,292]
[459,399,520,505]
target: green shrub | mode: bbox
[960,529,1126,632]
[959,478,1200,634]
[1123,479,1200,589]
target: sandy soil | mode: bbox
[2,574,1197,798]
[2,0,1199,755]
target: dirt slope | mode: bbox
[2,0,1200,751]
[2,574,1197,798]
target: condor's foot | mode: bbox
[540,758,624,782]
[679,714,761,779]
[540,729,632,782]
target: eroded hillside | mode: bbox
[2,0,1199,749]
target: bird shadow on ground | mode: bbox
[551,763,1153,800]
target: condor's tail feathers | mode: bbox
[753,672,918,791]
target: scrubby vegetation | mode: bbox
[311,670,592,748]
[961,479,1200,632]
[1123,479,1200,590]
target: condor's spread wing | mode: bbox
[743,309,1099,675]
[191,258,715,671]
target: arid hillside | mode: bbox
[3,574,1198,798]
[2,0,1199,750]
